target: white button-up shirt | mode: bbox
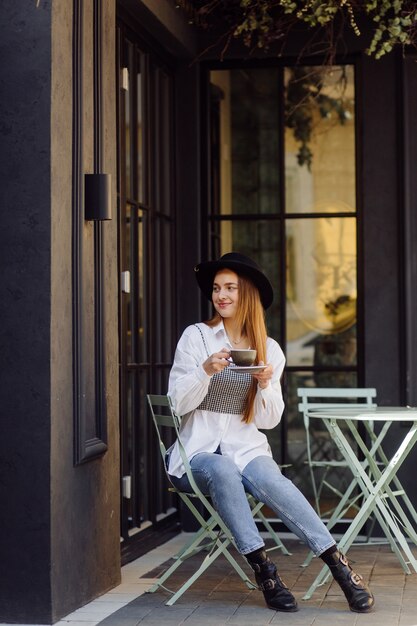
[167,320,286,478]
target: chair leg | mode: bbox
[148,493,257,603]
[147,397,267,605]
[165,537,256,606]
[147,518,219,593]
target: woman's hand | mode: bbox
[253,361,273,389]
[202,348,231,376]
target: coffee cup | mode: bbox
[230,349,256,366]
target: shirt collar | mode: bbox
[211,319,232,347]
[212,318,226,336]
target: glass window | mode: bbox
[284,66,356,214]
[136,53,144,203]
[123,41,133,199]
[209,63,358,505]
[286,217,357,368]
[210,68,281,216]
[137,207,147,363]
[157,69,173,216]
[118,28,177,546]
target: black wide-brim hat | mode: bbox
[194,252,274,309]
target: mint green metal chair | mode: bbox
[297,387,378,567]
[147,394,289,605]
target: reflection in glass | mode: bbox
[125,207,132,361]
[286,217,357,368]
[137,370,149,525]
[137,63,143,202]
[210,68,280,216]
[126,370,134,527]
[285,65,355,214]
[126,207,147,365]
[208,64,359,515]
[159,71,171,216]
[137,208,146,363]
[124,49,132,198]
[155,219,174,363]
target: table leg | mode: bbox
[334,419,417,572]
[302,418,417,601]
[363,422,417,542]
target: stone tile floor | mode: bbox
[96,536,417,626]
[4,533,416,626]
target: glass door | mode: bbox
[207,63,359,510]
[117,22,178,560]
[283,65,358,505]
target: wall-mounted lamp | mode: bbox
[84,173,112,221]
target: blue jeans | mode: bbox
[169,452,335,556]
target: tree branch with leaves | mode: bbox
[191,0,417,61]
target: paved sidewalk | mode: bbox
[3,534,416,626]
[96,536,417,626]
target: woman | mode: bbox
[167,252,374,613]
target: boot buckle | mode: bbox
[351,572,364,587]
[259,578,275,591]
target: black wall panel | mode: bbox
[0,1,53,622]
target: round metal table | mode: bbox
[303,406,417,599]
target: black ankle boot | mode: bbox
[247,551,298,612]
[327,551,374,612]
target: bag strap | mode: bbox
[194,324,210,358]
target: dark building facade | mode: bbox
[0,1,417,623]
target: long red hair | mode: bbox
[205,273,267,423]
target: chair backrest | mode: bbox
[297,388,378,508]
[298,387,377,416]
[147,394,180,473]
[297,387,377,434]
[147,394,210,502]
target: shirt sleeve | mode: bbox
[252,338,286,429]
[167,325,212,416]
